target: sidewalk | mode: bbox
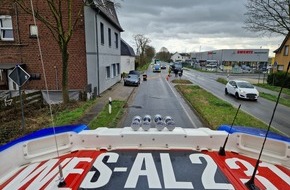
[76,81,134,125]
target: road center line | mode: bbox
[164,75,198,128]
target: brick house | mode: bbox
[274,32,290,72]
[0,0,123,97]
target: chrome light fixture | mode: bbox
[164,116,175,131]
[154,114,165,131]
[142,115,151,131]
[131,116,141,131]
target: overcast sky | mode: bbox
[116,0,283,57]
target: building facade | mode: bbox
[191,49,269,71]
[120,39,135,74]
[171,52,190,62]
[0,0,123,97]
[274,33,290,72]
[84,1,123,95]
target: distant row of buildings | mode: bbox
[0,0,136,96]
[171,36,290,73]
[1,0,290,97]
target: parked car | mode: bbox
[241,65,252,73]
[225,80,259,100]
[153,64,161,72]
[161,63,167,69]
[124,74,140,86]
[205,64,217,71]
[129,70,140,77]
[128,70,141,80]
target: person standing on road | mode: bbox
[174,68,178,77]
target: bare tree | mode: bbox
[244,0,290,36]
[134,34,151,66]
[1,0,119,104]
[145,45,156,63]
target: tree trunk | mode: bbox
[61,43,70,104]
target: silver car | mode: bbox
[124,74,140,86]
[225,80,259,100]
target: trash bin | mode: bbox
[143,74,147,81]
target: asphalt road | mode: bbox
[183,69,290,136]
[121,65,204,129]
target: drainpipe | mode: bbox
[95,10,100,96]
[54,65,58,90]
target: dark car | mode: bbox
[161,63,167,69]
[171,62,183,72]
[124,74,140,86]
[129,70,140,76]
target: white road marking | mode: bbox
[164,76,198,128]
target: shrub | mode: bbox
[267,71,290,88]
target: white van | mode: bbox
[205,60,218,71]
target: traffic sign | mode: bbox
[8,65,30,87]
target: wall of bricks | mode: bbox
[0,1,87,90]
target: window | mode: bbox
[100,22,104,45]
[108,28,111,47]
[278,65,284,71]
[0,15,14,41]
[106,66,110,78]
[284,45,289,56]
[112,64,116,77]
[115,32,118,48]
[29,25,38,37]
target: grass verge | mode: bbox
[259,92,290,107]
[175,84,279,132]
[255,83,290,96]
[216,77,228,85]
[53,100,97,126]
[171,79,193,84]
[88,100,126,129]
[137,62,151,72]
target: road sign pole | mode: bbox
[17,67,25,129]
[8,65,30,130]
[19,86,25,129]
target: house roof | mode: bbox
[180,53,190,57]
[274,32,290,53]
[121,39,135,56]
[90,0,124,32]
[173,52,190,57]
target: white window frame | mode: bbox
[0,15,14,41]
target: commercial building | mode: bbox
[191,49,269,72]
